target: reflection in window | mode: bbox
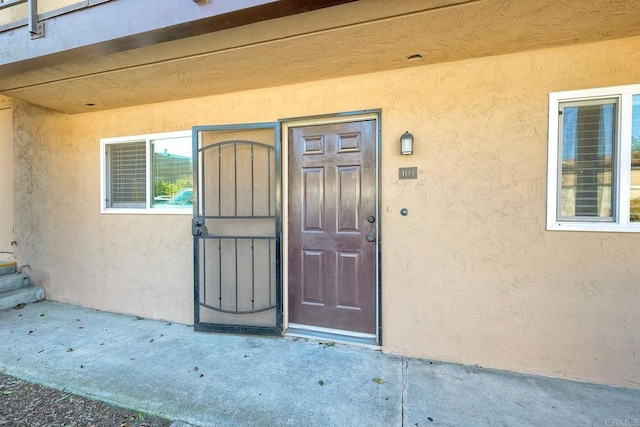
[559,100,616,220]
[152,137,193,208]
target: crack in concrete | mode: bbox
[401,356,409,426]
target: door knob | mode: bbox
[366,233,376,242]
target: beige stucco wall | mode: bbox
[12,35,640,388]
[0,97,14,262]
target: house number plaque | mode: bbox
[399,167,417,179]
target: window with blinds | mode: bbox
[101,130,192,213]
[558,100,616,221]
[108,141,146,208]
[547,84,640,232]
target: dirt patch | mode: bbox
[0,372,172,426]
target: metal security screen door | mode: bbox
[193,123,281,334]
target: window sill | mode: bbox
[547,222,640,233]
[101,208,192,215]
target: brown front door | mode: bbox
[288,119,377,334]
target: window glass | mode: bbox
[109,141,146,208]
[101,131,192,213]
[631,95,640,222]
[559,101,616,220]
[151,136,193,208]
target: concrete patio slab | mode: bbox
[0,301,638,426]
[404,358,640,426]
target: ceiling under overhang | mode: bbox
[1,0,639,114]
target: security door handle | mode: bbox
[192,217,206,237]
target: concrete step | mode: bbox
[0,261,17,276]
[0,273,29,293]
[0,286,45,311]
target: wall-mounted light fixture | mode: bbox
[400,131,414,155]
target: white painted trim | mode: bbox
[546,92,560,230]
[546,84,640,232]
[288,323,376,339]
[100,130,192,215]
[618,93,634,227]
[549,84,640,102]
[545,223,640,233]
[286,330,380,350]
[281,113,381,343]
[101,130,192,145]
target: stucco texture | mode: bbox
[0,99,14,261]
[12,35,640,388]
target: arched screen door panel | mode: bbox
[192,123,281,334]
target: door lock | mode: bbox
[367,215,376,223]
[192,217,207,237]
[366,233,376,242]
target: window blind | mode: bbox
[559,101,615,219]
[109,142,146,208]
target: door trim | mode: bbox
[280,110,382,345]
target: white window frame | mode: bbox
[100,130,192,215]
[547,84,640,232]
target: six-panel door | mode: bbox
[288,120,377,334]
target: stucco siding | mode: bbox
[0,100,14,262]
[12,35,640,388]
